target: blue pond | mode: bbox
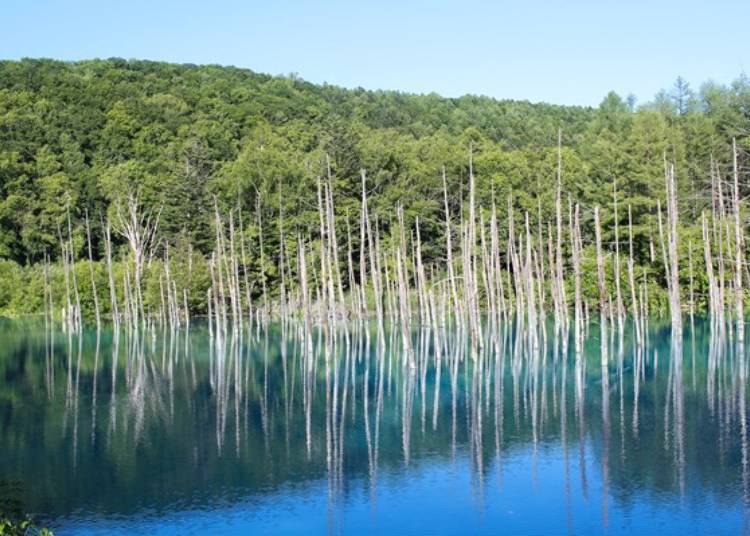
[0,318,747,534]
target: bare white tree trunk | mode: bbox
[665,164,682,333]
[733,139,744,342]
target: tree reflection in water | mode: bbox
[0,316,747,534]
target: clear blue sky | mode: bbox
[1,0,747,106]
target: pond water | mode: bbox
[0,317,748,534]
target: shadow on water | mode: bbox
[0,316,748,534]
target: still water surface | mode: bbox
[0,318,748,534]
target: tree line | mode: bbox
[0,58,748,318]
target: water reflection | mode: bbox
[0,317,748,534]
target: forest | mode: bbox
[0,58,749,321]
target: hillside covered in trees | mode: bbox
[0,58,748,317]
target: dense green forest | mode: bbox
[0,58,748,317]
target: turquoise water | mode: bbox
[0,318,748,534]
